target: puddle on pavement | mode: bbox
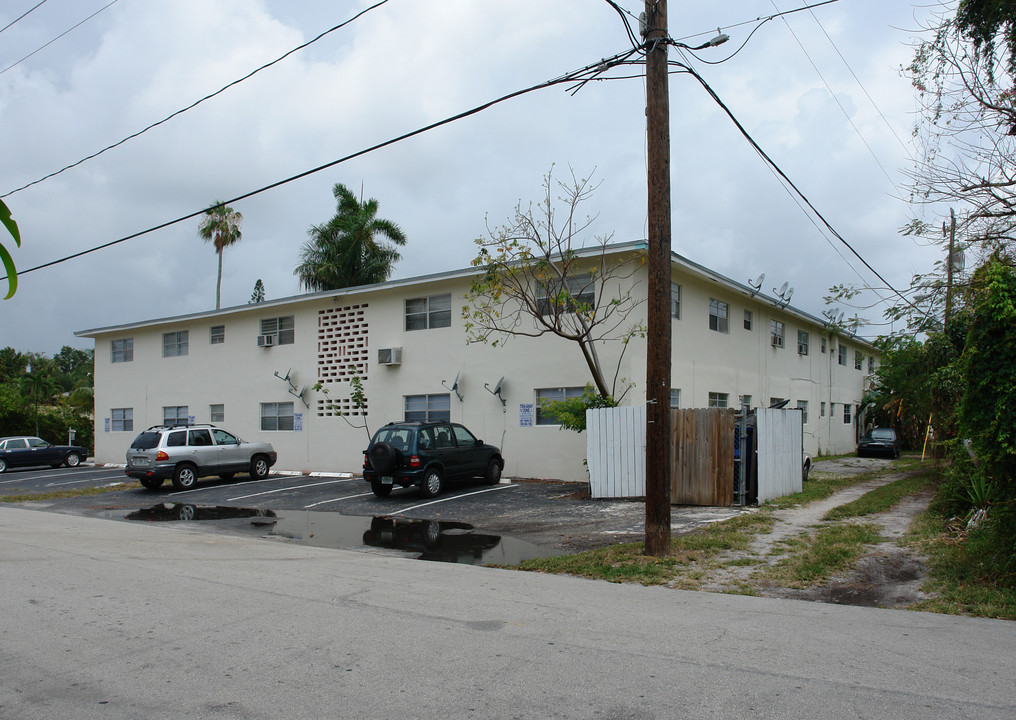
[125,503,552,565]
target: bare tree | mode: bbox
[463,167,645,400]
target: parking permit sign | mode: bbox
[294,413,303,432]
[519,403,533,427]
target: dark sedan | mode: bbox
[857,428,901,459]
[0,436,89,473]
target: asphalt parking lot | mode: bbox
[2,462,743,560]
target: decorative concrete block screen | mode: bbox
[316,304,369,418]
[586,405,646,499]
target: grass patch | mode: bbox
[824,470,937,521]
[757,523,883,588]
[766,456,926,510]
[0,482,140,503]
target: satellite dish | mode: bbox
[297,386,306,397]
[442,371,463,402]
[783,287,794,303]
[747,273,765,297]
[754,273,765,286]
[493,376,504,396]
[451,370,460,392]
[776,281,789,297]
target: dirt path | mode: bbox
[695,462,933,609]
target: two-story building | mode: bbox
[76,242,876,482]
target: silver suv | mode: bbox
[126,424,277,491]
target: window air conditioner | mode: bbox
[257,334,276,348]
[771,335,784,348]
[378,347,402,365]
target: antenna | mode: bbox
[484,376,506,408]
[442,371,463,402]
[747,272,765,297]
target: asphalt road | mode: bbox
[2,506,1014,720]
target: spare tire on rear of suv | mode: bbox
[368,442,397,474]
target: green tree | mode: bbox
[249,278,265,304]
[198,200,243,310]
[295,183,407,292]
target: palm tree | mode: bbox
[295,183,407,292]
[198,200,243,310]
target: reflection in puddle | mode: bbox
[124,504,551,565]
[126,503,277,523]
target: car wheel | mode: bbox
[139,477,164,490]
[64,452,81,468]
[419,468,444,498]
[171,464,198,491]
[177,504,196,521]
[250,455,270,480]
[219,472,235,481]
[484,458,502,485]
[0,458,6,473]
[370,480,393,497]
[368,442,397,474]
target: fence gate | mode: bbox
[670,408,735,506]
[586,405,646,499]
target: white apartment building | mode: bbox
[76,242,876,483]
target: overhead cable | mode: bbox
[0,0,120,77]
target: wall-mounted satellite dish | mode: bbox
[773,281,794,308]
[442,370,463,402]
[747,272,765,297]
[484,376,506,408]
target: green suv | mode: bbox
[363,421,504,498]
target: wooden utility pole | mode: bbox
[644,0,672,556]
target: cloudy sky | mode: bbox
[1,0,943,355]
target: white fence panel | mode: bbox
[755,408,803,504]
[586,405,646,499]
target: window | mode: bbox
[111,338,133,363]
[536,273,595,316]
[769,397,786,408]
[163,406,189,426]
[739,394,752,409]
[210,404,224,423]
[708,392,728,408]
[843,403,852,424]
[670,389,680,409]
[2,438,27,449]
[821,337,827,353]
[163,331,188,358]
[798,330,809,355]
[111,408,133,432]
[536,387,584,425]
[820,402,826,418]
[210,325,225,344]
[744,310,752,331]
[708,299,728,333]
[838,345,847,366]
[797,400,809,424]
[261,402,295,431]
[261,316,295,345]
[671,284,681,319]
[405,294,452,330]
[868,356,875,373]
[404,394,451,422]
[770,320,784,348]
[188,428,213,446]
[854,351,863,370]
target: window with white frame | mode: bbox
[163,406,189,426]
[798,330,809,355]
[821,337,827,353]
[536,273,595,316]
[111,338,133,363]
[210,325,225,344]
[769,397,786,407]
[855,350,863,370]
[210,404,224,423]
[405,294,452,330]
[404,393,451,422]
[536,387,584,425]
[671,284,681,319]
[843,403,852,424]
[770,320,785,348]
[797,400,809,424]
[708,392,728,408]
[739,394,752,409]
[163,331,188,358]
[111,408,133,432]
[868,356,875,373]
[744,310,752,330]
[708,299,728,333]
[670,388,680,408]
[261,402,295,431]
[820,402,826,417]
[261,316,295,345]
[838,345,847,366]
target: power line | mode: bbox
[0,0,119,77]
[0,0,49,35]
[2,0,392,199]
[2,48,640,282]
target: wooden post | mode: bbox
[644,0,672,556]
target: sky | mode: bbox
[0,0,946,356]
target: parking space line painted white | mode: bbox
[303,492,374,508]
[227,478,352,502]
[387,483,518,516]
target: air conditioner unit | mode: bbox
[771,335,784,348]
[378,347,402,365]
[257,333,276,348]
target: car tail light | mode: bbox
[409,455,421,468]
[363,452,369,469]
[156,451,169,461]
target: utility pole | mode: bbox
[643,0,672,556]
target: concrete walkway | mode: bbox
[1,506,1013,719]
